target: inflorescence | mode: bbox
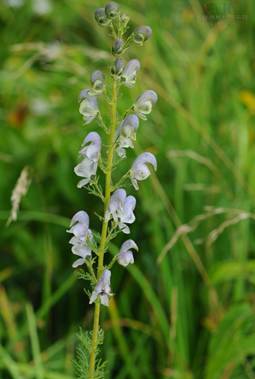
[67,1,158,308]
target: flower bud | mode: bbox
[95,7,110,26]
[105,2,119,18]
[120,13,129,28]
[90,70,105,95]
[133,25,152,45]
[111,58,125,77]
[112,38,124,56]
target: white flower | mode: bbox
[130,152,157,190]
[105,189,136,234]
[121,59,140,88]
[74,132,101,188]
[67,211,93,268]
[117,240,138,267]
[89,269,112,306]
[79,89,99,124]
[116,114,139,158]
[134,90,158,120]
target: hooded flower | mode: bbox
[105,189,136,234]
[121,59,140,88]
[90,70,105,95]
[79,89,99,124]
[134,90,158,120]
[89,269,112,306]
[67,211,93,268]
[74,132,101,188]
[130,152,157,190]
[117,239,138,267]
[116,114,139,157]
[133,25,152,45]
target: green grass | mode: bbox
[1,0,255,378]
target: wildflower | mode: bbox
[134,90,158,120]
[105,189,136,234]
[67,211,93,268]
[90,70,105,95]
[74,132,101,188]
[95,7,111,26]
[121,59,140,88]
[133,25,152,45]
[117,240,138,267]
[116,114,139,158]
[112,38,125,56]
[79,89,99,124]
[89,269,112,306]
[105,2,119,18]
[130,152,157,190]
[111,58,125,78]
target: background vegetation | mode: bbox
[1,0,255,378]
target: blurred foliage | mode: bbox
[1,0,255,378]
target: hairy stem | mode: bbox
[88,78,117,379]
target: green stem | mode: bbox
[88,79,118,379]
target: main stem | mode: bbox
[88,79,117,379]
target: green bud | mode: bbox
[133,25,152,45]
[120,13,130,29]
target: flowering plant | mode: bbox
[68,3,157,378]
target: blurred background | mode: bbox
[1,0,255,378]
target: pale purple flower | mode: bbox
[116,114,139,158]
[74,132,101,188]
[67,211,93,268]
[133,25,152,45]
[121,59,140,88]
[105,189,136,234]
[90,70,105,95]
[134,90,158,120]
[130,152,157,190]
[89,269,112,306]
[79,89,99,124]
[117,240,138,267]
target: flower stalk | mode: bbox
[88,79,118,379]
[67,3,158,378]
